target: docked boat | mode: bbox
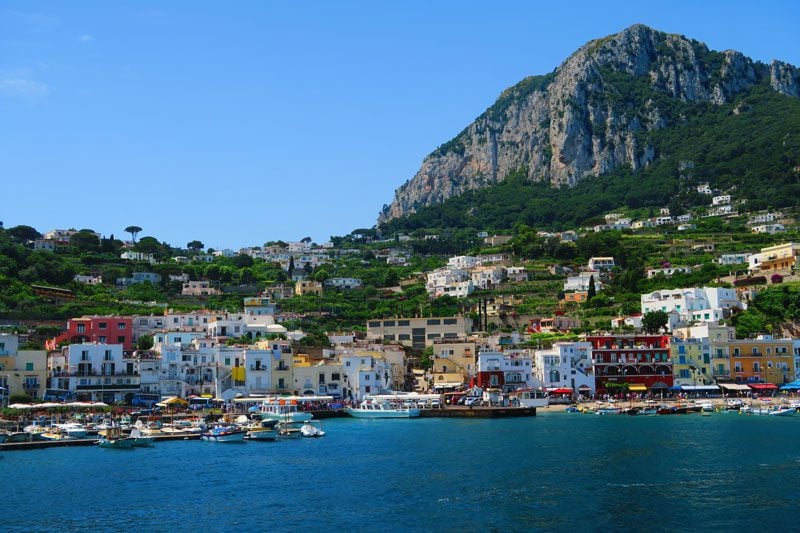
[240,417,278,441]
[52,422,89,439]
[511,388,550,408]
[300,421,326,438]
[768,407,796,417]
[253,399,313,423]
[345,399,420,418]
[596,406,622,415]
[129,427,155,447]
[699,402,715,412]
[201,424,245,442]
[97,427,135,450]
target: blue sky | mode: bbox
[2,1,799,250]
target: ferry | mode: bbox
[245,396,333,422]
[345,398,420,418]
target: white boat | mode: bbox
[129,427,155,447]
[52,422,89,439]
[699,402,715,412]
[345,399,420,418]
[201,424,246,442]
[768,407,796,417]
[253,399,313,423]
[300,421,326,438]
[596,406,622,415]
[512,388,550,408]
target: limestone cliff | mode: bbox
[379,24,800,224]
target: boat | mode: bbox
[276,421,303,439]
[201,424,246,442]
[97,427,135,450]
[699,402,715,412]
[300,421,326,438]
[595,406,622,415]
[52,422,89,439]
[768,407,796,417]
[253,398,313,423]
[724,398,745,411]
[39,427,76,441]
[511,388,550,408]
[240,416,279,441]
[345,399,421,418]
[129,427,155,447]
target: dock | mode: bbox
[0,433,202,451]
[420,406,537,418]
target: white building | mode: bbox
[470,265,506,290]
[712,195,731,206]
[58,343,140,403]
[716,253,750,266]
[646,266,693,279]
[588,257,615,272]
[564,271,602,292]
[448,256,479,270]
[477,351,538,393]
[640,287,744,326]
[324,277,363,290]
[534,342,594,394]
[339,352,393,400]
[426,267,472,298]
[506,266,528,282]
[751,224,786,235]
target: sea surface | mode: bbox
[2,411,800,532]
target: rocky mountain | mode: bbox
[379,24,800,224]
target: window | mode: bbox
[26,362,34,371]
[118,322,126,330]
[225,358,231,366]
[383,320,395,327]
[427,333,441,339]
[398,334,410,341]
[443,318,457,325]
[99,322,107,330]
[346,361,350,367]
[427,319,441,325]
[368,321,381,328]
[117,336,125,343]
[104,350,112,361]
[398,320,410,326]
[331,373,340,381]
[99,336,106,343]
[77,324,85,333]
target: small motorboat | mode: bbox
[300,421,326,438]
[201,424,245,443]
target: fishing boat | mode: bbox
[345,398,420,418]
[300,421,326,438]
[52,422,89,439]
[200,424,245,442]
[97,426,135,450]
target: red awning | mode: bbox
[749,383,778,390]
[549,388,574,394]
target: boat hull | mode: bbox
[98,438,135,449]
[201,430,246,442]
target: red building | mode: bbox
[586,334,673,396]
[46,316,134,353]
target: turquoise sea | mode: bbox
[2,411,800,532]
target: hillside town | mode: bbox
[4,222,800,407]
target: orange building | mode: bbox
[728,337,795,387]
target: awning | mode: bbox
[578,385,592,390]
[719,383,751,391]
[668,386,682,391]
[628,384,647,392]
[749,383,778,390]
[548,388,574,394]
[680,385,720,391]
[780,381,800,390]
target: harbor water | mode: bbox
[2,411,800,531]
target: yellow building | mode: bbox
[0,350,48,402]
[750,242,800,274]
[295,280,323,296]
[728,337,795,386]
[430,341,477,389]
[670,338,712,386]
